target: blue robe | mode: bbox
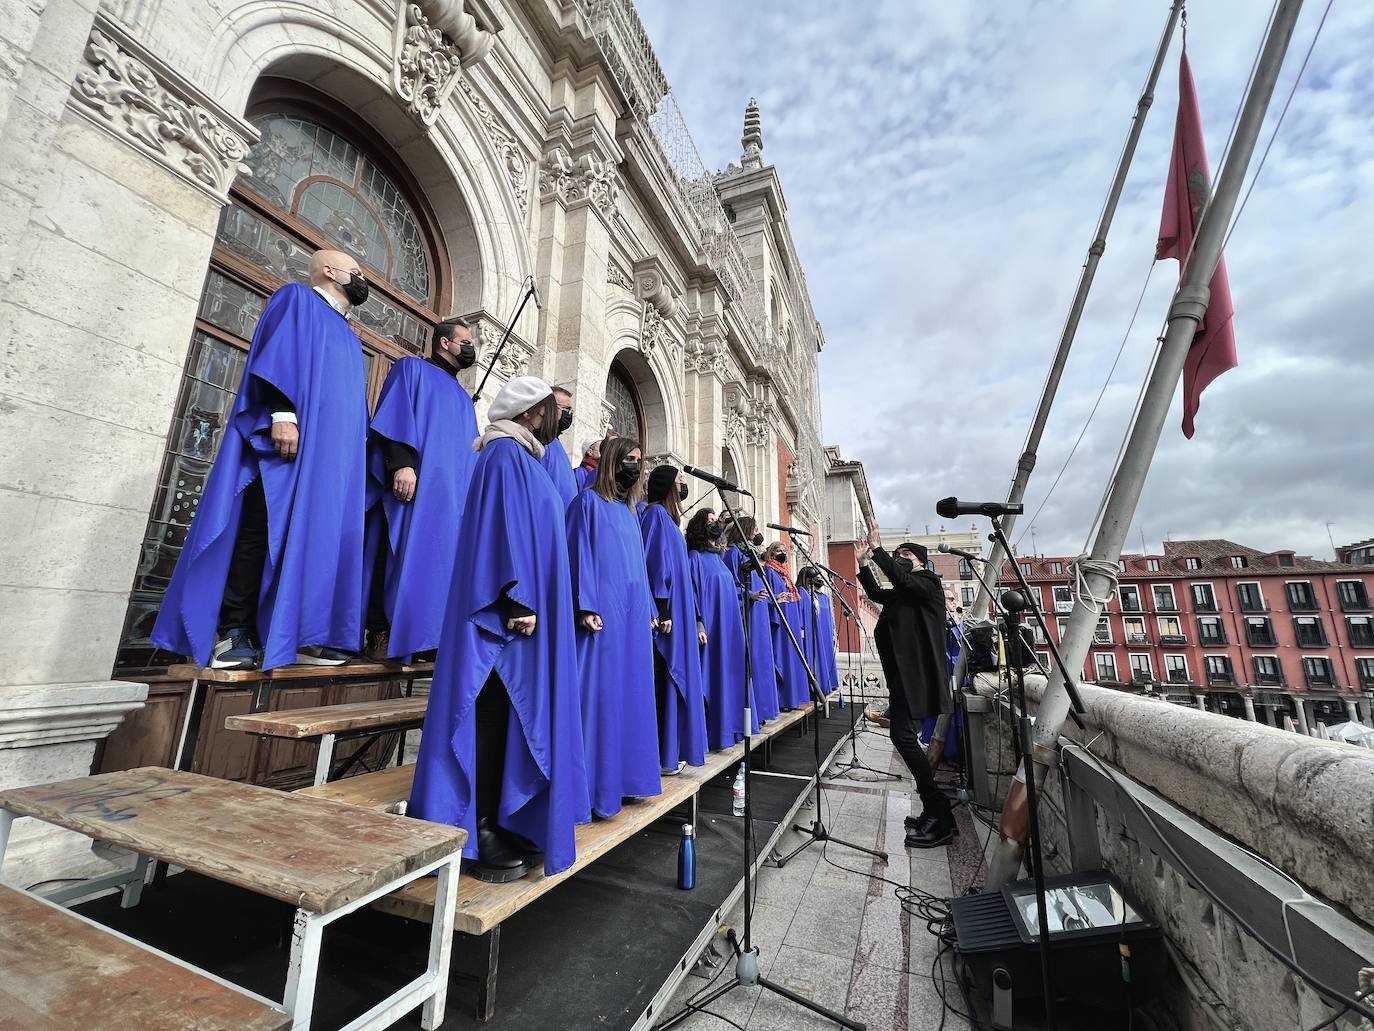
[364,357,478,658]
[565,490,661,817]
[766,568,811,709]
[639,504,708,768]
[410,437,589,875]
[813,592,841,696]
[797,587,823,703]
[540,437,579,508]
[722,547,776,726]
[152,284,366,669]
[690,551,747,749]
[574,465,597,492]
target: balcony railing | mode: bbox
[1246,628,1277,647]
[1120,599,1143,613]
[1207,672,1235,686]
[1287,596,1319,613]
[1167,670,1193,685]
[1305,674,1338,690]
[1339,592,1371,613]
[1132,670,1153,685]
[1154,602,1180,614]
[1295,631,1328,648]
[1159,634,1188,646]
[1193,599,1219,613]
[1238,599,1268,613]
[1126,633,1150,644]
[1348,627,1374,648]
[1254,672,1284,687]
[1199,633,1227,647]
[1054,601,1074,614]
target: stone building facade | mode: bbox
[0,0,827,883]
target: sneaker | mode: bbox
[866,706,891,728]
[661,760,688,777]
[294,645,353,666]
[210,627,259,670]
[905,809,956,849]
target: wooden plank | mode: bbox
[298,765,416,811]
[168,661,433,684]
[373,702,819,935]
[226,697,428,739]
[0,885,289,1031]
[0,768,465,915]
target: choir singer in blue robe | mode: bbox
[640,464,708,774]
[686,509,749,748]
[539,385,578,507]
[573,436,603,493]
[565,436,661,818]
[723,518,780,725]
[800,567,842,698]
[763,542,812,709]
[363,318,479,660]
[152,249,369,671]
[410,375,589,882]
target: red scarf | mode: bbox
[766,558,798,600]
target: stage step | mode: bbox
[297,764,415,812]
[226,696,427,740]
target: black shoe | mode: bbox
[501,828,544,869]
[905,810,956,849]
[294,645,353,666]
[466,819,532,883]
[904,811,933,832]
[210,627,260,670]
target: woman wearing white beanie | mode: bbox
[410,374,591,882]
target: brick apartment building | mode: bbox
[999,538,1374,731]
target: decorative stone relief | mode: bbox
[539,147,620,215]
[640,301,668,358]
[746,398,774,448]
[692,344,728,378]
[70,24,254,202]
[632,255,679,319]
[607,262,634,291]
[457,77,529,217]
[474,317,532,380]
[393,4,464,127]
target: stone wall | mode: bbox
[973,672,1374,1030]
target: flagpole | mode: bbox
[985,0,1306,890]
[927,0,1184,767]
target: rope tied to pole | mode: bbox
[1071,555,1121,613]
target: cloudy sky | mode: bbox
[635,1,1372,560]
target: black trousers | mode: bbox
[366,520,390,634]
[218,478,268,636]
[474,674,510,823]
[888,686,950,818]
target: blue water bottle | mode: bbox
[677,823,696,890]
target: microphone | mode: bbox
[766,522,811,536]
[528,275,543,311]
[681,464,753,498]
[936,496,1025,519]
[937,543,982,562]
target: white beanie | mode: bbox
[580,436,602,457]
[488,375,553,421]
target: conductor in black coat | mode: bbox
[857,521,955,848]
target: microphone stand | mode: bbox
[821,565,897,783]
[771,527,890,869]
[473,276,538,401]
[654,488,865,1031]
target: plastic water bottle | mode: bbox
[732,763,746,817]
[677,823,696,890]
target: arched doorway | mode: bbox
[605,357,646,446]
[114,81,450,673]
[720,446,743,506]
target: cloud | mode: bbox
[636,0,1374,559]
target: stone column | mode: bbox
[1242,696,1257,722]
[1358,698,1373,728]
[1346,700,1360,724]
[1194,694,1207,712]
[1293,700,1311,735]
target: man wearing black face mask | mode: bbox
[857,520,955,847]
[538,386,579,508]
[361,317,480,660]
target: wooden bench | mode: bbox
[302,702,820,1019]
[0,768,466,1031]
[0,883,290,1030]
[226,696,428,786]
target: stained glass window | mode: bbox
[243,113,432,303]
[606,362,644,445]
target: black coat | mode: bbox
[859,548,950,719]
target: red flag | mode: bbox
[1157,50,1237,439]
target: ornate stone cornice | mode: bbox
[462,309,533,383]
[457,77,529,217]
[70,17,255,203]
[539,146,620,216]
[392,1,499,127]
[607,260,634,291]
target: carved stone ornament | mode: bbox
[640,301,667,357]
[539,147,620,215]
[474,318,532,379]
[71,26,253,201]
[692,343,728,378]
[393,4,464,127]
[457,77,529,217]
[607,262,635,291]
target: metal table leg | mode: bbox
[476,926,500,1022]
[312,733,337,787]
[284,908,325,1030]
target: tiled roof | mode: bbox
[999,537,1359,582]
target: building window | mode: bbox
[1094,653,1119,683]
[1050,561,1064,574]
[1165,654,1189,684]
[1338,580,1371,612]
[1347,616,1374,647]
[1152,584,1177,612]
[1198,616,1226,645]
[1129,653,1153,683]
[114,100,446,672]
[1230,555,1249,569]
[1030,623,1048,645]
[1117,559,1127,572]
[1302,656,1336,688]
[1205,655,1234,685]
[1285,581,1318,612]
[1184,557,1202,570]
[1123,616,1148,644]
[1236,582,1266,613]
[958,558,973,580]
[1147,559,1161,572]
[605,359,645,444]
[1158,616,1184,644]
[1253,655,1283,686]
[1191,583,1217,612]
[1056,616,1070,639]
[1119,585,1142,612]
[1037,651,1052,671]
[1094,617,1112,644]
[1020,562,1032,577]
[1357,658,1374,689]
[1052,586,1073,613]
[1293,616,1327,647]
[961,586,975,606]
[1277,554,1294,567]
[1245,616,1277,647]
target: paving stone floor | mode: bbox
[664,715,999,1031]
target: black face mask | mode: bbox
[894,557,915,574]
[707,520,726,540]
[678,482,689,503]
[456,342,477,369]
[558,409,574,434]
[616,462,641,489]
[751,532,764,547]
[339,271,369,307]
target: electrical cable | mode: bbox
[1303,985,1372,1031]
